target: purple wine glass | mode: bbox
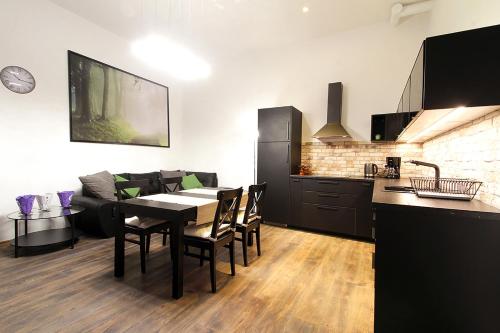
[57,191,74,208]
[16,195,36,215]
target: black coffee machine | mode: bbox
[385,156,401,179]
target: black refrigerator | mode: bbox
[257,106,302,225]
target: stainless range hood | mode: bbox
[313,82,352,139]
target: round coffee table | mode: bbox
[7,205,85,258]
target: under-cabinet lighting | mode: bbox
[131,34,211,81]
[408,106,467,143]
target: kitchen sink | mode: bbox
[384,186,415,193]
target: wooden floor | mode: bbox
[0,225,374,332]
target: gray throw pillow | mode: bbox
[79,170,116,201]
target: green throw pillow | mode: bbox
[182,174,203,190]
[114,175,140,198]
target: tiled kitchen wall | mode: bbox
[301,142,424,177]
[423,110,500,208]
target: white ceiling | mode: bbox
[49,0,414,60]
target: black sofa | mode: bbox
[72,171,218,238]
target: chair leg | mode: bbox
[140,234,146,274]
[242,230,248,267]
[162,231,167,246]
[146,234,151,254]
[248,232,254,246]
[200,248,205,267]
[209,245,217,293]
[229,239,236,276]
[256,226,261,256]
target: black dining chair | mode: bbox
[115,179,171,274]
[183,187,243,293]
[235,183,267,266]
[159,176,183,193]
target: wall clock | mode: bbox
[0,66,36,94]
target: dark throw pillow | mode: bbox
[79,170,116,201]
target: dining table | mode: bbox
[114,187,247,299]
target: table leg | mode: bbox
[170,218,184,299]
[70,215,75,249]
[114,210,125,277]
[14,219,18,258]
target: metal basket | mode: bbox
[409,177,482,201]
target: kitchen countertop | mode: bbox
[290,174,375,182]
[373,178,500,216]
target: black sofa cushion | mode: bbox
[185,171,218,187]
[129,172,162,194]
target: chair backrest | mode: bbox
[114,179,150,201]
[241,182,267,224]
[159,177,183,193]
[210,187,243,239]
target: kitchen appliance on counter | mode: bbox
[364,163,378,178]
[384,157,401,179]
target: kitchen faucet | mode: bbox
[406,160,441,189]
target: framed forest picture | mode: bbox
[68,51,170,147]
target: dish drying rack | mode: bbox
[409,177,482,201]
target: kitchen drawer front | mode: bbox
[302,203,356,235]
[302,191,357,207]
[302,179,373,194]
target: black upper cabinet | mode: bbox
[373,24,500,142]
[424,24,500,109]
[409,44,424,112]
[371,112,417,142]
[397,24,500,113]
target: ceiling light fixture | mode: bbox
[302,6,310,13]
[131,34,211,81]
[407,106,467,143]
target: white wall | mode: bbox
[0,0,183,241]
[428,0,500,36]
[181,14,430,188]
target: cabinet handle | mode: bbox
[317,206,339,211]
[287,121,290,140]
[318,181,340,185]
[286,143,290,163]
[318,193,340,198]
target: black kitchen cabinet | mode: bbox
[393,23,500,118]
[409,44,424,112]
[258,106,302,225]
[374,204,500,333]
[289,177,303,227]
[424,24,500,109]
[371,112,417,141]
[258,106,302,143]
[289,176,374,238]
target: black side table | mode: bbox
[7,205,85,257]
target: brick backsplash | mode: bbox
[301,142,424,178]
[423,110,500,209]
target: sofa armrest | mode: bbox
[72,195,118,238]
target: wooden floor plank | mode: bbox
[0,225,374,332]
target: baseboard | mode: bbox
[262,221,287,228]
